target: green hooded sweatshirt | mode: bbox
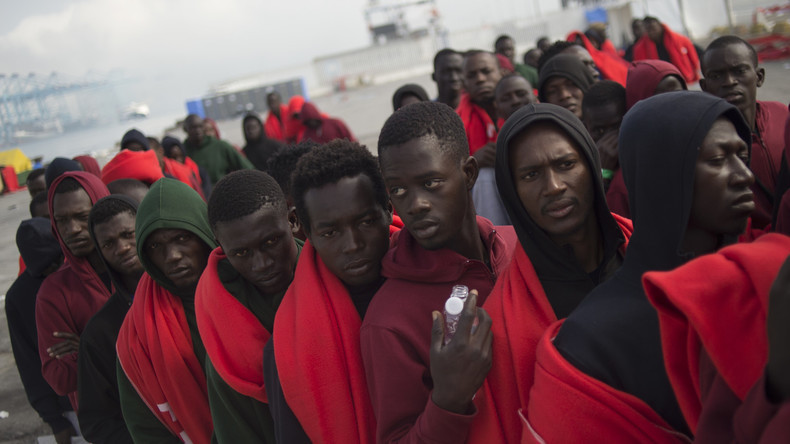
[183,135,254,183]
[117,178,218,444]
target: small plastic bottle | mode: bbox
[443,285,469,345]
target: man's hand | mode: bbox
[767,256,790,402]
[596,130,619,171]
[53,424,77,444]
[430,290,493,414]
[47,332,80,359]
[472,143,497,169]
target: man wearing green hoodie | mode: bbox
[115,178,218,444]
[183,114,254,183]
[195,169,302,443]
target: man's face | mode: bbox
[701,43,764,117]
[267,94,282,112]
[124,142,147,152]
[305,174,391,288]
[244,119,262,142]
[144,228,211,290]
[463,52,503,105]
[632,20,645,40]
[184,116,205,142]
[381,136,476,251]
[495,76,536,121]
[687,118,755,238]
[31,201,49,219]
[654,75,686,95]
[169,146,186,164]
[214,206,298,295]
[583,102,624,142]
[202,120,217,138]
[543,76,585,118]
[525,49,542,68]
[495,38,516,62]
[509,123,595,244]
[562,45,599,81]
[28,175,46,197]
[93,211,143,276]
[433,53,464,98]
[53,188,95,257]
[646,20,663,42]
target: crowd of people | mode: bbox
[6,14,790,444]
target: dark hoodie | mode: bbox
[496,103,626,318]
[537,54,595,103]
[116,178,217,444]
[625,60,686,110]
[121,129,150,151]
[44,157,82,188]
[552,91,751,435]
[392,84,430,111]
[77,196,140,444]
[5,218,72,435]
[300,102,356,144]
[242,113,285,170]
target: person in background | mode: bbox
[495,34,539,89]
[539,40,601,82]
[264,91,289,141]
[162,135,212,198]
[26,168,46,197]
[567,24,629,85]
[538,54,595,119]
[300,102,356,144]
[432,49,465,109]
[242,112,284,170]
[392,84,430,112]
[44,158,82,189]
[537,36,551,52]
[285,95,307,143]
[72,155,101,178]
[625,59,687,110]
[632,16,700,83]
[456,50,503,169]
[624,18,646,61]
[182,114,253,183]
[523,48,542,70]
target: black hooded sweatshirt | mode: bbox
[242,113,284,171]
[5,218,72,434]
[77,195,141,444]
[495,103,626,318]
[553,91,752,436]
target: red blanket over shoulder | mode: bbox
[470,213,632,443]
[567,31,629,85]
[163,157,205,200]
[526,321,691,443]
[116,273,213,444]
[456,93,497,155]
[274,221,401,444]
[633,24,700,83]
[264,105,289,141]
[195,247,270,402]
[643,233,790,433]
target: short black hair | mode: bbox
[582,80,626,112]
[643,16,660,24]
[523,48,541,65]
[433,48,461,70]
[702,35,759,72]
[378,101,469,164]
[496,73,533,96]
[27,168,45,185]
[53,177,83,195]
[537,40,578,72]
[464,49,496,60]
[30,191,48,218]
[107,178,149,196]
[89,197,137,229]
[537,36,550,46]
[208,169,287,231]
[265,140,317,200]
[495,34,514,48]
[292,139,388,233]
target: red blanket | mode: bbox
[456,93,497,155]
[633,24,700,83]
[101,149,164,185]
[567,31,629,85]
[471,213,633,443]
[195,248,270,403]
[526,321,691,443]
[643,233,790,432]
[264,105,289,141]
[117,273,212,444]
[163,157,205,200]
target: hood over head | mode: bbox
[392,84,430,111]
[242,113,264,142]
[101,149,164,185]
[89,195,140,299]
[135,178,216,295]
[16,217,63,278]
[537,54,595,103]
[495,103,624,309]
[45,157,82,189]
[161,136,183,158]
[121,129,150,151]
[625,60,686,110]
[300,102,323,123]
[288,95,306,116]
[73,155,101,178]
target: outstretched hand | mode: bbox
[767,255,790,401]
[47,332,80,359]
[430,290,493,414]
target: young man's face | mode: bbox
[654,75,686,95]
[583,102,624,142]
[509,123,595,244]
[495,76,536,121]
[144,228,211,290]
[27,174,46,197]
[563,45,599,81]
[687,117,755,237]
[381,136,476,251]
[701,43,765,118]
[543,76,584,118]
[93,211,143,276]
[53,187,95,258]
[304,174,391,288]
[214,206,299,296]
[495,38,516,62]
[433,53,464,98]
[184,116,205,143]
[244,119,263,142]
[267,94,282,112]
[463,52,502,105]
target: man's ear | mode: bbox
[288,206,301,234]
[756,66,766,88]
[462,155,480,191]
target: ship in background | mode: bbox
[364,0,446,44]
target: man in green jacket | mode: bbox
[195,169,302,443]
[183,114,253,183]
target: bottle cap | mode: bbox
[451,285,469,300]
[445,296,464,316]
